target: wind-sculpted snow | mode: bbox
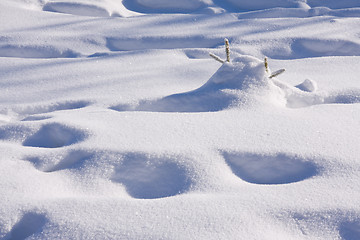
[1,0,360,239]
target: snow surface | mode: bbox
[1,0,360,239]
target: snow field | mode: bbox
[0,0,360,239]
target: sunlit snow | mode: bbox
[1,0,360,239]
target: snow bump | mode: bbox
[111,55,283,112]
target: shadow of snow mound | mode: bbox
[289,211,358,239]
[0,125,33,142]
[112,55,286,112]
[223,152,319,184]
[16,100,91,116]
[27,150,94,172]
[106,36,222,51]
[237,7,360,19]
[307,0,360,9]
[21,116,53,122]
[267,39,360,59]
[122,0,207,13]
[27,150,197,199]
[111,153,193,199]
[325,90,360,104]
[43,2,110,17]
[23,123,87,148]
[0,45,80,59]
[292,39,360,58]
[287,89,360,108]
[113,90,238,112]
[47,150,93,172]
[6,212,47,240]
[222,0,308,11]
[339,220,360,240]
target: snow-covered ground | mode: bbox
[1,0,360,239]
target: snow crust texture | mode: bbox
[1,0,360,239]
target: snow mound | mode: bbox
[295,78,317,92]
[223,152,319,184]
[113,53,360,112]
[112,55,286,112]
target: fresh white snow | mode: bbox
[0,0,360,239]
